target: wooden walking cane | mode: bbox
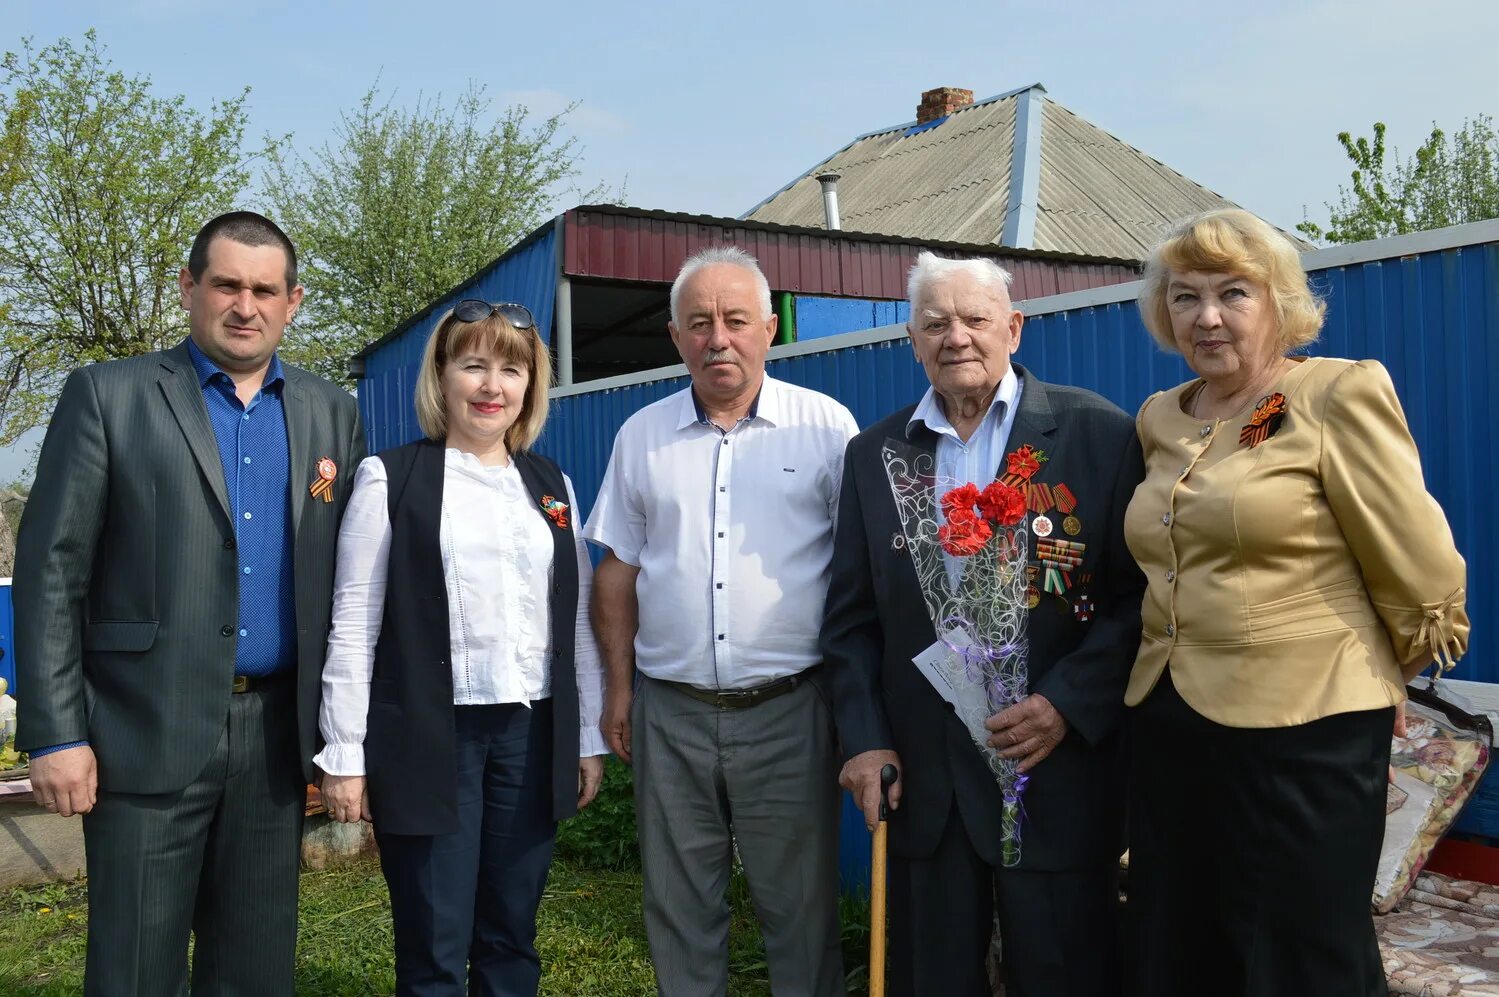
[870,763,898,997]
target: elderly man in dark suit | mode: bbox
[823,251,1144,996]
[15,211,366,995]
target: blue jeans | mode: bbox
[375,700,557,997]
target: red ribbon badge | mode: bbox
[1003,444,1047,485]
[309,457,337,503]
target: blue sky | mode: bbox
[3,0,1497,476]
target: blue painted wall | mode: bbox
[795,296,910,341]
[360,229,558,454]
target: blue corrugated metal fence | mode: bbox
[361,228,558,453]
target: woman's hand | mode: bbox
[322,773,371,824]
[578,756,604,809]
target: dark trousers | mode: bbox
[1128,670,1392,997]
[81,677,304,997]
[375,700,557,997]
[888,802,1120,997]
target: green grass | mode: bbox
[0,860,873,995]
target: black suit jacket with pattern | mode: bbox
[15,341,366,793]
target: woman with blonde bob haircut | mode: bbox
[413,302,553,450]
[317,300,606,995]
[1123,209,1468,995]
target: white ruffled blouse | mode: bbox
[315,449,607,776]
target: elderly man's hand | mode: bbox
[29,745,97,817]
[839,749,902,831]
[985,694,1067,773]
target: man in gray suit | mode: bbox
[15,211,366,995]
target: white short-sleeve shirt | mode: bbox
[583,376,858,690]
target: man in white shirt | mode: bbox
[585,246,858,997]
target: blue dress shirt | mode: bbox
[185,338,296,676]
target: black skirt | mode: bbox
[1127,668,1393,997]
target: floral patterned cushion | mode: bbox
[1375,701,1491,913]
[1380,872,1499,994]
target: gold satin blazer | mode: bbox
[1124,356,1468,728]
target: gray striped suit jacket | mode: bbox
[14,341,366,793]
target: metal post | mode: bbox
[555,274,574,387]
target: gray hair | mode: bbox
[907,251,1014,314]
[669,246,773,326]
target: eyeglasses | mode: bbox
[451,299,535,329]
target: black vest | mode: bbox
[364,439,580,835]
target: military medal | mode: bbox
[1032,514,1054,538]
[309,457,337,503]
[1036,537,1086,598]
[1026,585,1041,609]
[1063,515,1082,536]
[1072,575,1096,623]
[1026,482,1055,514]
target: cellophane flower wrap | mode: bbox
[882,440,1031,866]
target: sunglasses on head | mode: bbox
[451,299,535,329]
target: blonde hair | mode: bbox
[413,307,552,451]
[1139,208,1325,353]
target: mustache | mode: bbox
[703,348,735,364]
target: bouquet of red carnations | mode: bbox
[882,442,1032,866]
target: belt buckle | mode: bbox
[232,675,250,694]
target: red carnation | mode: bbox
[938,516,992,557]
[977,481,1027,526]
[940,483,982,519]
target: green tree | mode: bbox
[0,31,257,444]
[265,83,607,383]
[1298,117,1499,244]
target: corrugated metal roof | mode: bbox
[1033,100,1240,258]
[562,204,1138,300]
[748,96,1015,244]
[745,86,1261,260]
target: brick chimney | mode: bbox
[916,86,974,125]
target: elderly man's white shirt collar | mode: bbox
[674,375,780,431]
[906,364,1021,442]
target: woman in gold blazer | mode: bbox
[1123,209,1468,996]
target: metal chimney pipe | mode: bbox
[815,172,842,231]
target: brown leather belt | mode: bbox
[661,667,820,710]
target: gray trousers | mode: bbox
[81,679,305,996]
[632,674,844,997]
